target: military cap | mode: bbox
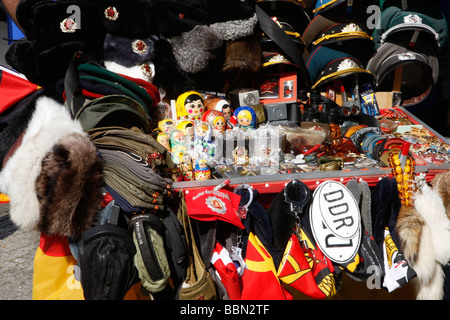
[302,3,372,49]
[313,0,375,15]
[366,41,438,106]
[310,22,375,63]
[306,46,373,90]
[372,5,448,51]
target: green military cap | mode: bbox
[372,5,448,52]
[306,46,373,90]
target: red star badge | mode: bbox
[260,80,277,94]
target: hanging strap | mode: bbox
[129,213,166,281]
[255,4,311,89]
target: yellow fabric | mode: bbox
[32,246,84,300]
[32,247,149,300]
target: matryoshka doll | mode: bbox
[194,121,215,160]
[205,97,234,129]
[234,106,256,130]
[156,131,171,151]
[158,119,175,135]
[177,120,195,149]
[202,110,226,135]
[176,90,205,123]
[170,129,186,164]
[194,158,211,180]
[180,152,194,181]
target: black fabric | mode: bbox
[255,3,311,89]
[129,213,166,281]
[161,208,188,288]
[371,177,402,249]
[238,188,278,261]
[152,0,209,38]
[266,190,297,268]
[78,204,138,300]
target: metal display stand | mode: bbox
[173,107,450,195]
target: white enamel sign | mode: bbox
[309,181,361,264]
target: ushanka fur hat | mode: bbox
[0,96,104,240]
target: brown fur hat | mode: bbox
[36,132,104,240]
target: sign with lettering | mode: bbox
[309,181,361,264]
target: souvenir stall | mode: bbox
[1,0,450,301]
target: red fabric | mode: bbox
[118,73,160,106]
[0,69,40,114]
[184,188,244,229]
[277,234,328,299]
[211,241,242,300]
[39,233,72,257]
[241,233,292,300]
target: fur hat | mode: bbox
[0,96,103,240]
[36,132,104,239]
[103,34,157,68]
[95,0,156,38]
[168,24,223,74]
[8,0,105,89]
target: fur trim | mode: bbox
[415,184,450,265]
[431,170,450,219]
[103,34,157,68]
[409,183,450,299]
[36,132,103,239]
[396,206,424,265]
[168,25,223,74]
[0,96,85,232]
[412,223,444,300]
[104,61,155,83]
[221,38,262,73]
[209,13,258,41]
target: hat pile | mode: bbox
[367,1,448,106]
[97,0,159,82]
[75,94,175,214]
[302,1,376,90]
[6,0,105,88]
[255,0,312,88]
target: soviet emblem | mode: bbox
[104,6,119,21]
[60,18,77,33]
[132,39,148,55]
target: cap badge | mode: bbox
[104,6,119,21]
[132,39,148,55]
[341,23,363,33]
[141,63,155,78]
[404,14,422,24]
[398,52,416,61]
[337,59,359,71]
[60,18,77,33]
